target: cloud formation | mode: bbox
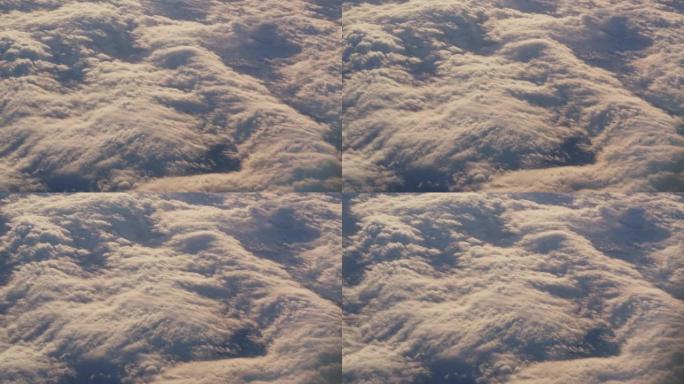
[343,193,684,383]
[0,193,341,383]
[342,0,684,192]
[0,1,341,192]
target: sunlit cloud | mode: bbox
[343,193,684,383]
[0,1,341,192]
[342,0,684,192]
[0,193,342,383]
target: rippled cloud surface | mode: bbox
[0,193,341,383]
[0,1,341,192]
[342,0,684,192]
[343,193,684,383]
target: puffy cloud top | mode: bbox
[0,1,341,192]
[0,193,341,383]
[343,193,684,383]
[342,0,684,192]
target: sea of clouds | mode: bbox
[343,0,684,192]
[0,0,341,192]
[343,193,684,383]
[0,193,342,383]
[2,0,682,193]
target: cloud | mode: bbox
[342,0,684,192]
[0,193,342,383]
[0,1,341,192]
[343,193,684,383]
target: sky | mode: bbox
[343,193,684,383]
[0,193,342,383]
[1,1,682,192]
[0,0,341,192]
[0,1,683,384]
[1,193,682,383]
[342,0,684,192]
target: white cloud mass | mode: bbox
[0,1,341,192]
[342,0,684,192]
[343,193,684,383]
[0,193,341,383]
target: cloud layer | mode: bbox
[4,0,681,192]
[0,1,341,192]
[343,193,684,383]
[342,0,684,192]
[0,193,341,383]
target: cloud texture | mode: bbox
[342,0,684,192]
[0,193,341,383]
[343,193,684,383]
[0,1,341,192]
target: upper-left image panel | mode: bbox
[0,0,341,192]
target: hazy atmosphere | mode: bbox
[0,1,341,192]
[0,193,342,383]
[343,0,684,192]
[343,193,684,383]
